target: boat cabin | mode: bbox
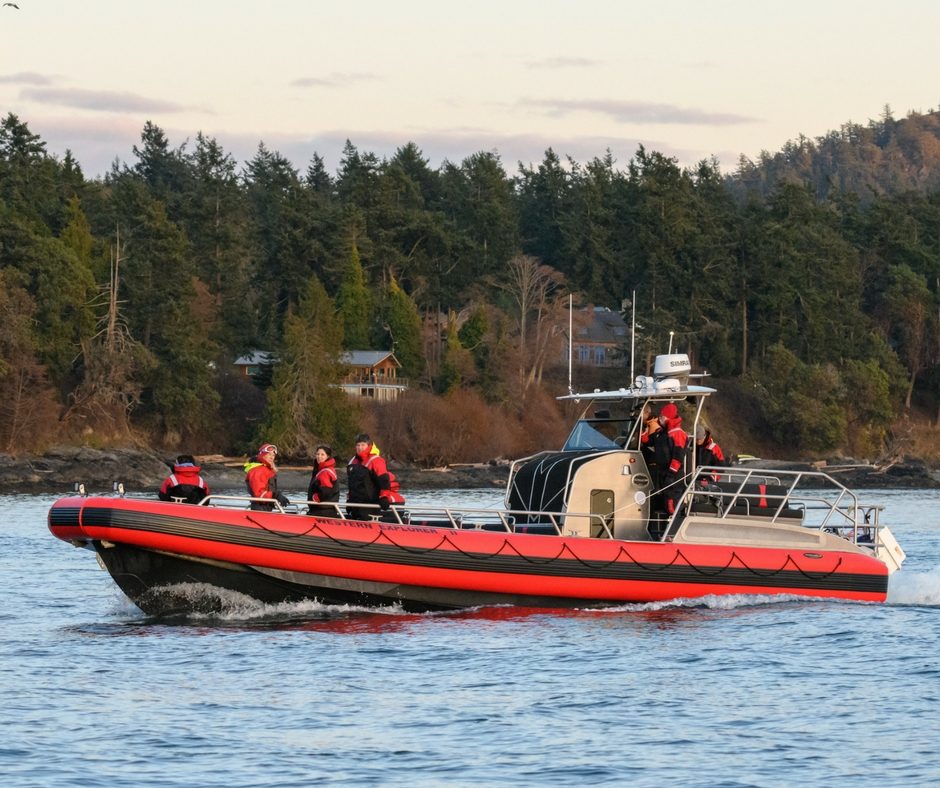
[502,353,904,572]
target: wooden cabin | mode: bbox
[340,350,408,401]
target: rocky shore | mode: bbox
[0,447,512,495]
[1,447,937,495]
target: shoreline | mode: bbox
[0,448,513,494]
[1,447,938,495]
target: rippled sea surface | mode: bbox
[3,486,939,786]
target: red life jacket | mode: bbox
[309,457,339,503]
[159,464,209,504]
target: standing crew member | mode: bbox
[158,454,209,504]
[658,403,689,516]
[244,443,289,511]
[695,426,728,480]
[346,433,392,520]
[307,444,339,517]
[640,405,670,514]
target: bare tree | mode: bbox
[493,255,567,393]
[62,228,153,439]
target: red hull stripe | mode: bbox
[50,502,888,598]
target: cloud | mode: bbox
[19,87,201,114]
[522,98,757,126]
[291,72,379,88]
[21,115,732,181]
[525,57,600,69]
[0,72,55,85]
[268,127,715,174]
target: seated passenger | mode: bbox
[380,472,406,522]
[158,454,210,504]
[307,444,339,517]
[244,443,290,511]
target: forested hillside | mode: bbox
[0,109,937,464]
[730,105,940,200]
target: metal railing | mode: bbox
[660,466,884,547]
[196,494,614,538]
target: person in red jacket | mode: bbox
[244,443,289,511]
[307,444,339,517]
[378,471,407,522]
[158,455,209,504]
[695,426,728,480]
[346,433,392,521]
[658,403,689,515]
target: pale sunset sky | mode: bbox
[2,0,938,177]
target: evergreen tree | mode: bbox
[110,183,218,441]
[682,159,740,374]
[184,133,253,350]
[559,152,622,303]
[458,303,488,358]
[744,183,864,364]
[370,143,451,303]
[132,121,190,212]
[517,148,570,273]
[437,150,518,300]
[0,269,59,452]
[244,142,312,344]
[335,238,372,348]
[880,264,937,408]
[437,311,474,393]
[625,147,699,349]
[260,276,358,457]
[0,198,95,385]
[382,276,424,380]
[0,113,62,227]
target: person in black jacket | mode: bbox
[346,433,392,520]
[658,403,689,516]
[307,444,340,517]
[695,426,728,469]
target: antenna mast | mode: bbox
[567,293,573,395]
[629,290,636,385]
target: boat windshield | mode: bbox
[562,419,624,451]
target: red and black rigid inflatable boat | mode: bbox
[48,352,905,615]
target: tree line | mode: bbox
[0,109,937,462]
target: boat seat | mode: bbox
[714,482,804,520]
[405,517,461,529]
[513,522,560,535]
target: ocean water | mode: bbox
[2,486,939,787]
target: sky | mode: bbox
[2,0,938,178]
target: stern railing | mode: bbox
[660,466,883,547]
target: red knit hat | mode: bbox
[660,403,678,420]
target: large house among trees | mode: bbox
[234,349,407,401]
[570,307,628,367]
